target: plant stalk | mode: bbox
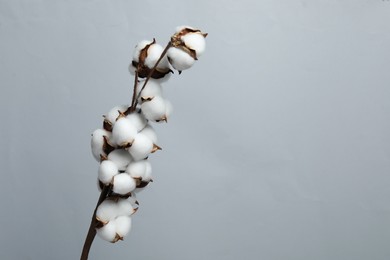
[81,40,172,260]
[133,41,172,109]
[80,185,110,260]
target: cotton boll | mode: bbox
[132,40,153,62]
[96,220,117,242]
[107,149,133,171]
[91,129,111,161]
[115,216,132,238]
[113,173,136,195]
[98,160,119,185]
[167,47,195,72]
[105,105,128,126]
[96,200,118,223]
[153,99,172,123]
[112,117,137,147]
[141,96,166,122]
[126,160,147,179]
[128,133,154,161]
[182,33,206,57]
[117,198,136,216]
[140,124,158,143]
[126,112,147,132]
[137,79,163,102]
[132,40,172,80]
[144,43,170,71]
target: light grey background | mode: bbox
[1,0,390,259]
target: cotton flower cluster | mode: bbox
[95,197,138,242]
[91,106,159,242]
[129,26,208,76]
[89,26,207,243]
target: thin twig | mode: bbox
[127,70,139,114]
[133,41,172,108]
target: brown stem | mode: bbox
[126,70,139,114]
[133,41,172,109]
[81,40,172,260]
[80,185,111,260]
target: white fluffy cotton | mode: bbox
[98,160,119,185]
[96,221,117,242]
[107,149,133,171]
[115,216,132,238]
[167,47,195,71]
[132,40,153,62]
[137,79,163,102]
[116,198,136,216]
[143,162,152,182]
[146,98,172,123]
[96,200,119,223]
[126,112,147,132]
[91,129,111,161]
[141,96,167,122]
[182,33,206,57]
[133,162,152,193]
[112,117,138,147]
[126,160,148,179]
[105,105,128,125]
[113,173,136,195]
[128,133,154,161]
[140,124,158,143]
[144,43,170,71]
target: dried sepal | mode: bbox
[151,144,162,153]
[96,221,117,242]
[112,233,123,243]
[103,136,115,155]
[103,118,113,132]
[104,105,128,127]
[95,217,109,229]
[91,129,112,161]
[100,154,108,162]
[106,193,132,201]
[115,216,132,239]
[136,180,150,189]
[141,96,154,102]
